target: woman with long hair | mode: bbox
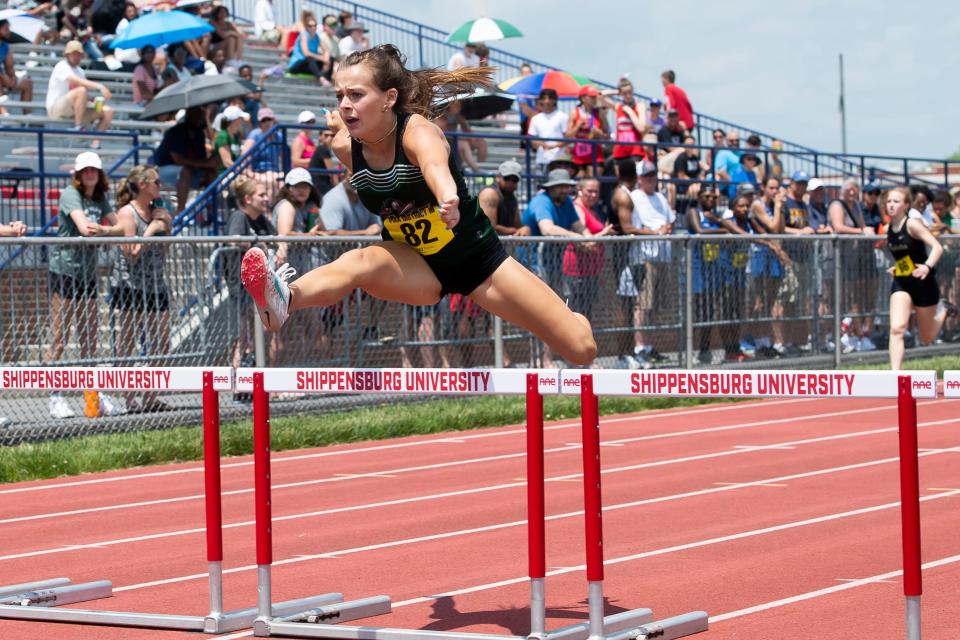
[47,152,123,418]
[565,85,609,177]
[885,186,955,369]
[241,44,597,366]
[111,165,172,412]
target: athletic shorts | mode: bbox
[110,286,170,312]
[48,272,97,299]
[425,230,509,297]
[892,274,939,308]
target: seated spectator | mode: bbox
[291,110,317,169]
[155,106,218,212]
[307,127,340,195]
[646,99,665,133]
[661,69,694,131]
[207,6,244,66]
[236,65,266,121]
[478,160,529,236]
[63,0,105,62]
[656,109,687,147]
[768,139,785,183]
[254,0,288,45]
[214,105,249,173]
[0,19,33,114]
[565,85,608,177]
[0,219,26,236]
[445,100,487,173]
[727,153,759,199]
[745,134,765,182]
[335,10,353,39]
[161,44,193,89]
[712,131,740,184]
[111,165,173,413]
[110,3,142,67]
[527,88,567,174]
[672,134,704,213]
[319,169,381,235]
[242,107,282,198]
[319,15,341,77]
[338,22,370,57]
[287,16,331,85]
[447,42,479,71]
[46,40,114,140]
[132,45,159,106]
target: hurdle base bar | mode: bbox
[253,595,392,637]
[0,579,112,607]
[603,612,709,640]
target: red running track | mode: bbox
[0,395,959,640]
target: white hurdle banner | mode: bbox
[559,369,939,398]
[944,371,960,398]
[0,367,233,392]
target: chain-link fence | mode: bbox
[1,234,959,444]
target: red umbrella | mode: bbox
[499,70,590,98]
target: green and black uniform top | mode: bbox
[887,217,931,279]
[350,112,506,296]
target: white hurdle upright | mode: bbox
[235,367,657,640]
[0,367,346,633]
[559,368,939,640]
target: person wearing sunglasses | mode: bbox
[478,160,529,237]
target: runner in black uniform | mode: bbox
[885,186,953,369]
[240,44,598,365]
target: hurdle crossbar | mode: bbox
[237,367,657,640]
[0,367,344,634]
[561,368,937,640]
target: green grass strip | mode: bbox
[2,354,958,484]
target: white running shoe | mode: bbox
[240,247,296,332]
[49,394,75,419]
[840,333,859,354]
[99,394,126,416]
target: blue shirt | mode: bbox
[713,149,740,178]
[521,191,579,236]
[727,165,757,199]
[245,127,280,172]
[288,32,319,69]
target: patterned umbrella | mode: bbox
[498,71,592,98]
[109,9,213,49]
[446,17,522,43]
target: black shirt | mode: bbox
[155,122,207,167]
[308,145,335,195]
[657,125,684,146]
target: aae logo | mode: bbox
[911,379,932,391]
[945,379,960,391]
[213,375,230,385]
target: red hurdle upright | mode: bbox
[897,376,921,640]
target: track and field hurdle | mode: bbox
[237,367,671,640]
[562,368,936,640]
[0,367,360,633]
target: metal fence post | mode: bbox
[417,24,424,68]
[37,131,47,229]
[493,316,504,368]
[833,236,842,369]
[811,239,821,352]
[684,237,694,369]
[903,159,910,185]
[133,132,140,166]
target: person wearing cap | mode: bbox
[273,168,325,274]
[527,88,567,174]
[656,109,686,148]
[783,171,813,235]
[447,42,479,71]
[646,99,665,134]
[726,153,759,200]
[288,14,332,85]
[338,21,370,57]
[46,152,123,420]
[862,182,883,231]
[806,177,830,232]
[46,40,114,136]
[214,105,249,174]
[565,85,608,177]
[672,134,704,214]
[478,160,528,236]
[290,110,319,170]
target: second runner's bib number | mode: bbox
[894,255,915,277]
[384,205,455,256]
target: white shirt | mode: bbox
[446,50,479,71]
[46,60,84,113]
[527,110,567,166]
[112,18,141,65]
[253,0,276,37]
[339,34,367,57]
[908,207,934,228]
[628,188,676,263]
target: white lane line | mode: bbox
[733,445,797,451]
[834,578,896,583]
[0,398,817,495]
[0,402,923,525]
[714,482,787,488]
[710,553,960,623]
[107,460,960,593]
[5,418,959,561]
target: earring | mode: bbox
[382,105,388,111]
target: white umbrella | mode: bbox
[0,10,44,44]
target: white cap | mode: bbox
[74,151,102,172]
[222,105,250,122]
[284,167,313,186]
[807,178,825,191]
[297,110,317,124]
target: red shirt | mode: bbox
[563,200,605,277]
[664,84,694,130]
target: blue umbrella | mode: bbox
[109,10,213,49]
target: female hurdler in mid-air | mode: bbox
[240,44,597,365]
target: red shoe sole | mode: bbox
[241,249,268,308]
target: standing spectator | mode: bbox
[63,0,105,62]
[338,22,370,57]
[111,165,172,413]
[242,107,282,198]
[161,44,193,89]
[46,152,123,419]
[214,105,249,174]
[478,160,529,236]
[928,189,952,235]
[291,110,318,169]
[621,160,675,366]
[308,127,340,195]
[718,195,756,361]
[319,15,341,78]
[207,6,244,67]
[225,178,276,371]
[46,40,114,139]
[782,171,817,347]
[447,42,479,70]
[646,99,665,133]
[672,134,703,214]
[319,169,380,235]
[807,178,830,232]
[607,77,646,161]
[750,177,794,357]
[862,182,883,230]
[661,69,694,131]
[687,188,727,363]
[287,16,330,85]
[155,106,218,213]
[131,45,159,106]
[565,85,608,177]
[527,88,567,174]
[0,19,34,114]
[563,176,613,320]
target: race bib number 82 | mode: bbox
[384,205,454,256]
